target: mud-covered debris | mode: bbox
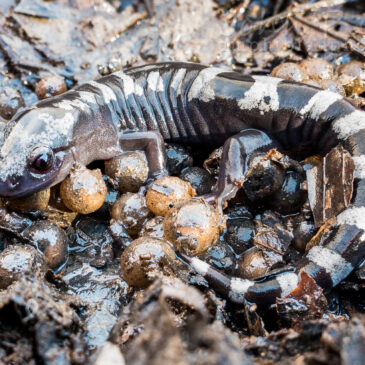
[110,276,250,364]
[60,164,107,214]
[253,211,293,255]
[164,199,223,256]
[121,236,176,288]
[22,220,69,271]
[105,152,149,194]
[165,143,193,176]
[322,316,365,365]
[139,216,165,239]
[180,166,216,196]
[337,60,365,95]
[276,271,328,329]
[35,74,67,99]
[306,145,355,228]
[146,176,196,217]
[6,187,51,212]
[111,193,152,237]
[237,246,282,280]
[0,276,86,364]
[203,147,223,176]
[63,262,128,350]
[0,244,45,289]
[290,16,344,56]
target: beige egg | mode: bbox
[121,237,176,288]
[146,176,196,216]
[60,163,107,214]
[163,199,223,256]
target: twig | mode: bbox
[293,14,365,58]
[231,0,357,45]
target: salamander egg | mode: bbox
[6,188,51,212]
[146,176,196,216]
[22,221,69,271]
[60,163,107,214]
[120,236,176,288]
[0,245,45,289]
[105,152,149,193]
[111,193,152,237]
[163,199,223,255]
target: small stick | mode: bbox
[231,0,356,45]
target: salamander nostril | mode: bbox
[6,175,20,190]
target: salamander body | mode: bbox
[0,62,364,305]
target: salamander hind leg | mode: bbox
[201,129,280,210]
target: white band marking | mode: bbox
[306,246,353,286]
[332,110,365,140]
[238,75,282,114]
[300,90,342,120]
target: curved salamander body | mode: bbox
[0,62,364,305]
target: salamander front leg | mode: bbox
[202,129,279,210]
[118,131,167,181]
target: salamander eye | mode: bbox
[30,147,54,172]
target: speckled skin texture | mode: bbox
[0,62,364,304]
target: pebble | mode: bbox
[165,143,193,175]
[35,74,67,99]
[6,188,51,212]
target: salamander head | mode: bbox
[0,107,76,198]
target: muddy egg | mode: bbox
[139,216,165,239]
[60,163,107,214]
[180,166,215,196]
[224,219,255,254]
[270,62,308,82]
[35,74,67,100]
[269,170,306,214]
[0,87,25,120]
[146,176,196,216]
[299,58,334,81]
[0,245,45,289]
[199,242,236,275]
[165,143,193,175]
[22,221,69,271]
[6,188,51,212]
[163,199,222,255]
[111,193,152,237]
[105,152,149,193]
[236,246,282,280]
[121,236,176,288]
[243,154,285,201]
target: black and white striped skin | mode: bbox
[0,62,364,305]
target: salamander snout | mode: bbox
[5,175,20,190]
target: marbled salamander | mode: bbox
[0,62,364,305]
